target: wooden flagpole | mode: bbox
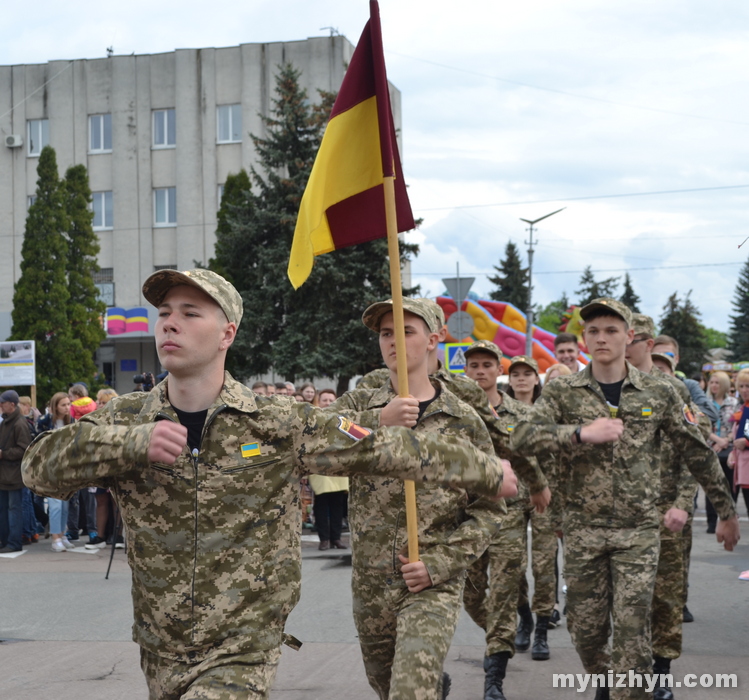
[383,175,420,563]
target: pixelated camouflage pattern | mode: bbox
[652,515,685,660]
[334,378,501,585]
[517,506,558,617]
[510,362,737,530]
[142,268,243,325]
[362,297,443,333]
[564,524,659,700]
[22,373,504,663]
[464,506,526,656]
[465,339,503,363]
[580,297,634,327]
[357,366,548,495]
[352,573,463,700]
[508,355,539,374]
[631,313,656,338]
[140,646,281,700]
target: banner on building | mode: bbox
[107,307,150,335]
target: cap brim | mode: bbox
[362,302,394,332]
[142,270,206,308]
[580,302,628,323]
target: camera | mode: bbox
[134,372,155,392]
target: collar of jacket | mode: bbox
[367,376,468,420]
[566,360,645,391]
[136,371,260,422]
[494,392,529,417]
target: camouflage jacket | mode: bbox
[22,373,504,662]
[510,362,736,530]
[334,378,501,586]
[358,366,547,495]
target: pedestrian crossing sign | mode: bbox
[445,343,473,374]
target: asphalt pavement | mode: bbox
[1,495,748,700]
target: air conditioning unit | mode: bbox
[5,135,23,148]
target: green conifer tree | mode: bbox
[210,63,418,391]
[576,265,619,306]
[10,146,78,405]
[728,256,749,360]
[64,164,106,385]
[488,241,529,310]
[659,291,708,375]
[619,273,641,313]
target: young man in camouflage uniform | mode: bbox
[22,270,510,700]
[625,313,704,700]
[462,343,554,700]
[510,298,740,700]
[333,298,517,700]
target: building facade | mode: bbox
[0,36,405,394]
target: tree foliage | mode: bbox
[728,256,749,360]
[535,292,570,333]
[619,273,641,313]
[64,164,106,383]
[659,291,709,375]
[10,147,78,405]
[209,63,418,392]
[488,241,529,310]
[576,266,619,306]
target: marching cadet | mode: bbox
[462,344,554,700]
[22,270,510,700]
[510,298,740,700]
[333,298,518,700]
[625,313,705,700]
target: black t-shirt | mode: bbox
[597,379,624,418]
[416,386,441,424]
[172,406,208,452]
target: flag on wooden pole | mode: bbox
[287,0,414,289]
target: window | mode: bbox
[27,195,37,209]
[217,104,242,143]
[154,188,177,226]
[217,184,224,207]
[27,119,49,156]
[92,191,113,229]
[93,268,114,283]
[94,268,114,306]
[153,109,176,148]
[89,114,112,153]
[154,264,178,271]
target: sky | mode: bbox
[3,0,748,333]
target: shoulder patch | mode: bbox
[337,416,372,441]
[641,407,652,417]
[682,404,698,426]
[241,442,262,458]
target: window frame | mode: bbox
[216,104,242,144]
[27,119,49,157]
[91,191,114,230]
[89,114,112,154]
[152,108,176,149]
[154,187,177,227]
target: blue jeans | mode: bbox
[22,487,39,537]
[48,498,69,535]
[0,489,23,550]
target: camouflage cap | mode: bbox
[142,268,243,326]
[580,297,633,327]
[362,297,442,333]
[631,313,656,338]
[508,355,539,374]
[465,339,503,363]
[651,351,676,372]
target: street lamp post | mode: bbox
[520,208,565,357]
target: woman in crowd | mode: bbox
[506,356,542,405]
[87,389,119,547]
[728,369,749,516]
[37,393,76,552]
[299,383,318,405]
[543,364,571,384]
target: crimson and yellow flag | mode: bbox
[287,0,415,289]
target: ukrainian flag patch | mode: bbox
[241,442,262,458]
[641,407,652,417]
[507,424,515,432]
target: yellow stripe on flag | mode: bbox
[288,96,382,289]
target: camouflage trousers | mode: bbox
[352,569,463,700]
[517,505,558,616]
[682,508,694,604]
[652,520,684,659]
[464,506,525,656]
[564,524,659,700]
[140,646,281,700]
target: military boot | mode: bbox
[483,652,510,700]
[514,603,534,652]
[531,615,550,660]
[441,672,452,699]
[594,686,609,700]
[653,656,675,700]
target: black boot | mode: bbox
[653,656,675,700]
[514,603,534,652]
[483,652,509,700]
[440,671,452,699]
[594,686,609,700]
[531,615,550,660]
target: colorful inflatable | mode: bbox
[437,296,588,374]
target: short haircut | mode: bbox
[318,388,337,399]
[554,332,578,348]
[583,309,629,327]
[69,383,88,398]
[251,381,267,390]
[653,334,679,354]
[274,382,287,390]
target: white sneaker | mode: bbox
[51,540,66,553]
[61,537,76,550]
